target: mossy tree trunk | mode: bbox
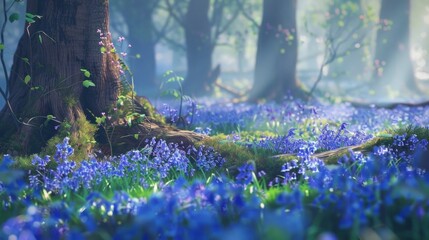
[0,0,202,154]
[249,0,304,102]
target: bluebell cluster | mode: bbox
[2,101,429,239]
[2,133,429,239]
[28,137,225,193]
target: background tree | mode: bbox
[165,0,240,96]
[110,0,158,95]
[373,0,418,93]
[248,0,303,102]
[0,0,201,154]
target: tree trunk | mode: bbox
[0,0,121,153]
[373,0,417,91]
[249,0,304,102]
[0,0,202,154]
[183,0,214,96]
[119,0,157,96]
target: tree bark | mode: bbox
[0,0,121,153]
[0,0,202,154]
[373,0,417,91]
[249,0,304,102]
[182,0,214,96]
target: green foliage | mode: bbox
[43,118,97,162]
[23,74,31,84]
[25,12,42,24]
[82,80,95,88]
[80,69,95,88]
[198,134,294,181]
[161,70,194,127]
[8,12,19,23]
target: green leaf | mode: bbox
[25,17,35,24]
[38,34,43,44]
[25,13,41,22]
[126,116,132,126]
[0,44,4,50]
[21,57,29,65]
[9,12,19,23]
[134,134,139,140]
[95,116,106,125]
[100,46,107,53]
[80,69,90,78]
[24,74,31,84]
[25,13,35,18]
[46,115,54,121]
[163,70,173,77]
[82,80,95,88]
[162,89,180,99]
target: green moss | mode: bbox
[43,117,97,162]
[391,125,429,141]
[63,94,77,108]
[137,97,165,124]
[197,134,295,181]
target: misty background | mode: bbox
[1,0,429,108]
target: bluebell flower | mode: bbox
[236,163,255,186]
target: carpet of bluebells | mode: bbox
[2,99,429,239]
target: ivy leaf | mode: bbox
[24,74,31,84]
[25,13,42,23]
[82,80,95,88]
[9,12,19,23]
[80,69,91,78]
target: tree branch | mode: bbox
[236,0,259,29]
[165,0,185,28]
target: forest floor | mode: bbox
[1,93,429,239]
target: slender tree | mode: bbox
[373,0,417,92]
[249,0,304,102]
[0,0,201,154]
